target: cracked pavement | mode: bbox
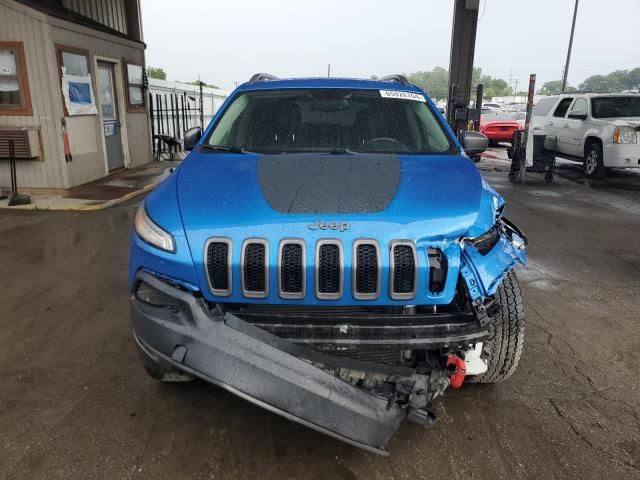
[0,147,638,479]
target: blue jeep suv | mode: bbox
[129,74,527,454]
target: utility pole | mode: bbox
[327,64,331,78]
[561,0,579,93]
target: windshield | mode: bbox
[591,96,640,118]
[204,88,455,154]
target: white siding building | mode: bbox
[0,0,151,190]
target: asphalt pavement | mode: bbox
[1,148,639,479]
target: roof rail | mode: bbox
[379,74,410,86]
[248,73,279,84]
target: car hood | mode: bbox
[176,151,486,240]
[172,151,502,304]
[604,117,640,127]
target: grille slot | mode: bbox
[241,239,268,298]
[316,240,343,299]
[428,247,447,293]
[205,238,232,296]
[279,240,305,299]
[390,241,417,300]
[353,240,380,300]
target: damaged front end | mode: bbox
[131,218,527,455]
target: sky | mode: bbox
[141,0,640,92]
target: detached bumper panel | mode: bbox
[131,271,406,454]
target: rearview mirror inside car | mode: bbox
[183,127,202,151]
[460,130,489,156]
[568,112,587,120]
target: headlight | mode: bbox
[134,205,176,253]
[613,126,637,144]
[464,226,500,255]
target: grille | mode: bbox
[280,242,304,297]
[206,237,433,301]
[354,242,379,298]
[317,242,342,298]
[391,243,416,299]
[242,241,267,296]
[206,240,231,295]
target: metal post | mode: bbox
[199,80,204,129]
[561,0,579,93]
[327,64,331,78]
[474,83,483,132]
[447,0,480,130]
[7,139,31,206]
[180,94,186,133]
[524,74,536,133]
[149,91,155,155]
[9,140,17,194]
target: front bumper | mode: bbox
[603,143,640,168]
[131,270,488,454]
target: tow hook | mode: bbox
[446,355,467,389]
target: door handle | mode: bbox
[563,124,570,128]
[545,122,553,126]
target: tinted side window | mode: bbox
[569,98,588,114]
[553,98,573,118]
[533,97,557,116]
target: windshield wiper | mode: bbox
[199,144,250,154]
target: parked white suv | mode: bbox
[532,93,640,177]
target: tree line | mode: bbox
[146,67,219,89]
[146,65,640,99]
[539,68,640,95]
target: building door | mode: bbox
[96,61,124,171]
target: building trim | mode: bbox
[0,41,33,116]
[122,58,146,113]
[54,43,94,117]
[12,0,146,46]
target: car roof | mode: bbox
[542,92,640,99]
[235,77,425,93]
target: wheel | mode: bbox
[584,142,606,178]
[136,342,195,383]
[469,271,525,383]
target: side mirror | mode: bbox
[183,127,202,151]
[568,112,587,120]
[460,130,489,155]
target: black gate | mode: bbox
[149,88,204,159]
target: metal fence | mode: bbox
[148,79,228,159]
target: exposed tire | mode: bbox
[136,343,195,383]
[584,142,606,178]
[469,270,525,383]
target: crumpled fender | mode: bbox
[460,218,527,299]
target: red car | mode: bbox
[480,111,521,145]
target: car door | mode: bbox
[531,97,560,150]
[548,97,574,154]
[560,97,589,157]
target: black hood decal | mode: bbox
[257,154,400,214]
